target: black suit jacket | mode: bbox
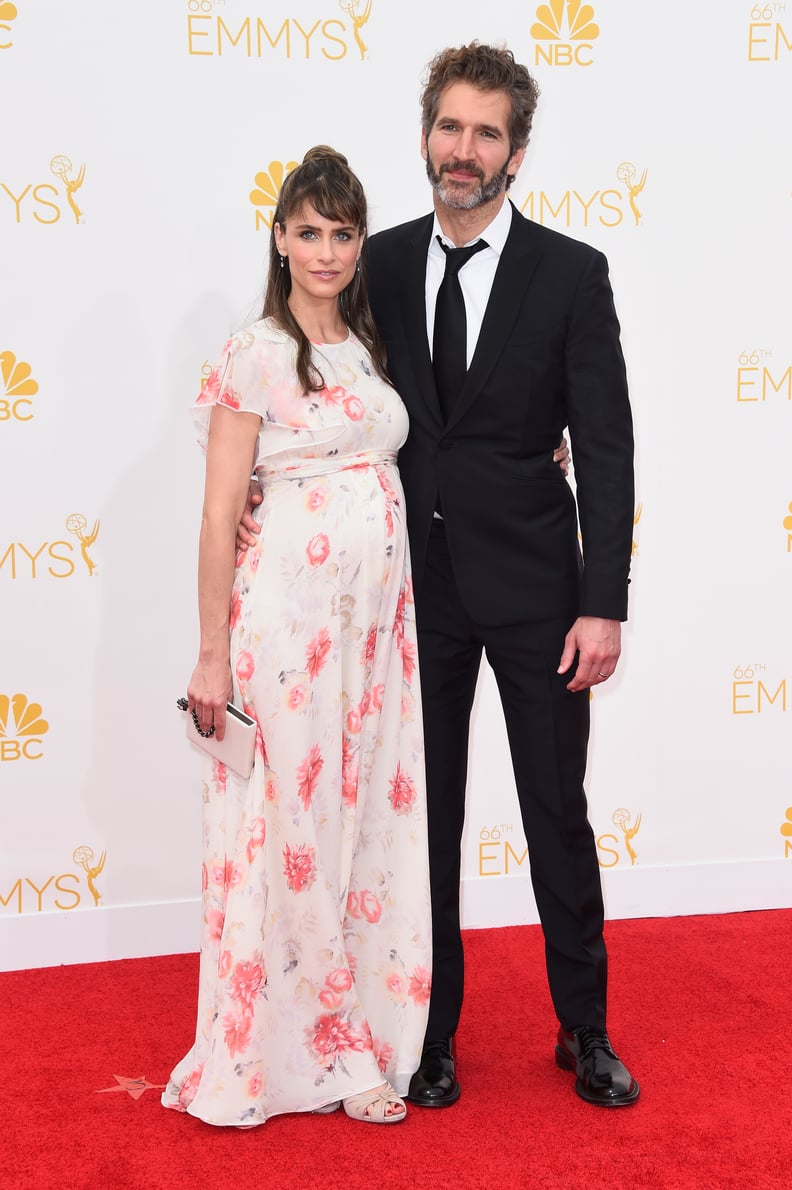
[368,203,635,628]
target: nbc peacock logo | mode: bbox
[782,807,792,857]
[0,693,49,762]
[1,350,38,421]
[531,0,599,66]
[0,2,17,50]
[249,159,298,231]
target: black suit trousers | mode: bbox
[418,521,608,1041]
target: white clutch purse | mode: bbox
[176,697,256,778]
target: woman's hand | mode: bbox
[553,434,571,476]
[187,660,233,740]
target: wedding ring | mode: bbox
[597,671,607,678]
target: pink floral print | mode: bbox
[246,817,266,864]
[347,889,382,924]
[283,842,317,893]
[296,745,323,810]
[229,960,266,1015]
[341,736,358,806]
[305,486,327,512]
[373,1039,394,1074]
[163,320,430,1127]
[309,1013,369,1064]
[306,628,331,680]
[343,395,365,420]
[319,968,353,1010]
[236,651,255,682]
[306,533,330,566]
[223,1013,252,1057]
[408,965,432,1007]
[400,637,417,683]
[388,764,417,815]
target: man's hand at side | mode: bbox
[236,480,264,551]
[557,616,621,692]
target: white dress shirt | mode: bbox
[426,198,513,367]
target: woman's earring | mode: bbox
[279,255,285,270]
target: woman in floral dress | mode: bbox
[162,148,431,1127]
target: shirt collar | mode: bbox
[431,198,513,257]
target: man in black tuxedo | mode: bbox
[367,43,638,1108]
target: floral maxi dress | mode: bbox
[162,319,432,1127]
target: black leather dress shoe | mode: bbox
[407,1038,461,1107]
[555,1026,640,1106]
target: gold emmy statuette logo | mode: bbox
[612,807,641,865]
[0,693,49,761]
[531,1,599,65]
[1,350,38,421]
[520,160,646,230]
[632,503,643,557]
[783,502,792,530]
[50,155,85,225]
[66,513,100,576]
[0,2,17,50]
[250,160,298,230]
[617,162,647,226]
[339,0,372,60]
[73,845,106,906]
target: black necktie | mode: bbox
[432,236,488,421]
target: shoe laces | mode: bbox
[574,1026,616,1059]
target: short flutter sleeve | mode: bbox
[192,319,344,464]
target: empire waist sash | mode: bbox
[255,449,398,485]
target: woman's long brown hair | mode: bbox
[262,145,390,395]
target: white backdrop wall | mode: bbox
[1,1,790,971]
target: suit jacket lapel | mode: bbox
[398,216,445,428]
[447,205,542,431]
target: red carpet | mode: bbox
[3,911,791,1189]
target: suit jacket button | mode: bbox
[439,439,454,451]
